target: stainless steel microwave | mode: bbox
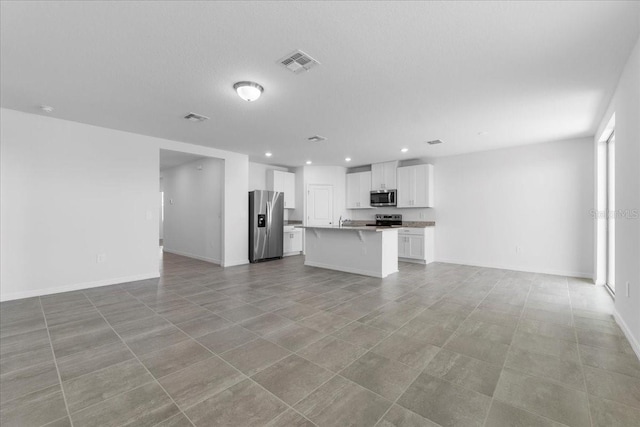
[370,190,397,207]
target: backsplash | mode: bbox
[348,206,436,222]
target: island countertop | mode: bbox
[301,225,398,278]
[295,225,402,232]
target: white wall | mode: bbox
[0,108,249,301]
[1,109,159,300]
[433,137,594,278]
[162,158,223,264]
[595,36,640,356]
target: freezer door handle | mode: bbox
[266,202,271,238]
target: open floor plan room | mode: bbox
[2,1,640,426]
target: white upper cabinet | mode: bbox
[346,171,372,209]
[267,170,296,209]
[397,164,434,208]
[371,161,398,190]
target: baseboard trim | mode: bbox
[613,309,640,361]
[222,259,249,267]
[434,258,592,279]
[304,260,397,278]
[162,248,220,265]
[0,272,160,302]
[283,252,303,257]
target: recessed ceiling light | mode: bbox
[401,148,409,153]
[345,157,352,162]
[306,160,312,165]
[40,105,54,113]
[233,81,263,102]
[265,152,272,157]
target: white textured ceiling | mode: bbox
[159,149,207,171]
[2,1,638,167]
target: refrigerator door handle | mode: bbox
[266,202,271,238]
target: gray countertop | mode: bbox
[296,225,400,232]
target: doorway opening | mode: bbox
[159,149,224,265]
[605,131,615,294]
[595,113,615,295]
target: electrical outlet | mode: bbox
[515,246,522,254]
[419,212,425,219]
[96,253,107,263]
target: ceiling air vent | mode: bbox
[278,50,320,74]
[426,139,443,145]
[307,135,327,142]
[184,112,209,122]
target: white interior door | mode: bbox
[307,184,333,226]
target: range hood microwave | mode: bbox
[370,190,397,207]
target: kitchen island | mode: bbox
[299,225,398,278]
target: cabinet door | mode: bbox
[291,231,302,252]
[359,172,372,208]
[371,163,385,190]
[275,171,286,192]
[346,173,360,209]
[384,161,397,189]
[398,236,407,257]
[413,164,433,208]
[396,166,413,208]
[408,236,424,259]
[283,172,295,209]
[283,232,292,253]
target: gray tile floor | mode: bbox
[1,253,640,426]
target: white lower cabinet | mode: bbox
[283,229,303,256]
[398,227,434,264]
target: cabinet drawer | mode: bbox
[399,228,425,236]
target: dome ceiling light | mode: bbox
[233,81,263,102]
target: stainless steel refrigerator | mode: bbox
[249,190,284,263]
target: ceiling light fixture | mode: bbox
[306,160,312,165]
[265,152,273,157]
[233,81,263,102]
[401,148,409,153]
[345,157,352,162]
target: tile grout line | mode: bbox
[479,273,532,427]
[117,282,319,426]
[146,272,429,424]
[372,268,504,426]
[568,281,596,427]
[79,291,198,427]
[37,296,75,427]
[483,275,587,427]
